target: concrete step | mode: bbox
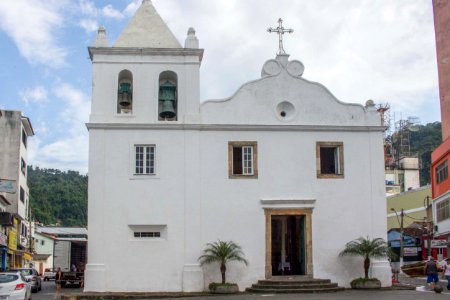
[257,279,331,285]
[246,286,345,293]
[246,277,343,294]
[252,283,338,289]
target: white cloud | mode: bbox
[20,86,48,105]
[53,83,90,136]
[0,0,68,68]
[150,0,438,123]
[79,19,99,33]
[123,0,141,17]
[28,83,90,174]
[78,0,97,17]
[29,135,88,174]
[102,4,124,20]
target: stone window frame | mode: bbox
[316,141,344,179]
[228,141,258,179]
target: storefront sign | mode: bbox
[403,247,419,256]
[23,252,32,261]
[8,229,17,251]
[0,232,7,247]
[425,239,448,248]
[0,179,16,194]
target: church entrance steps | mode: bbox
[246,276,344,293]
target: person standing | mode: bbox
[424,257,439,290]
[442,259,450,290]
[55,267,62,293]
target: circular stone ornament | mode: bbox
[261,59,282,76]
[276,101,296,121]
[286,60,305,77]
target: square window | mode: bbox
[21,158,26,176]
[19,186,25,203]
[22,129,27,148]
[134,145,155,175]
[316,142,344,178]
[437,199,450,222]
[228,141,258,179]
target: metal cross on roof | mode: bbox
[267,18,293,55]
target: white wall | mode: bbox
[86,53,390,292]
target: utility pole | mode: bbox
[391,208,405,273]
[424,195,432,258]
[400,208,404,270]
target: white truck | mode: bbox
[53,240,87,287]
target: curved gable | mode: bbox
[201,57,380,127]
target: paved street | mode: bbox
[31,276,450,300]
[169,290,450,300]
[33,280,82,300]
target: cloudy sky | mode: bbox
[0,0,440,174]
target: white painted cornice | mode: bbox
[88,47,204,61]
[260,199,316,209]
[86,122,385,132]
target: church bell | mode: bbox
[118,82,132,107]
[159,81,177,119]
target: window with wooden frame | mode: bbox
[316,141,344,178]
[228,141,258,179]
[134,145,155,175]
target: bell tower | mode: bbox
[88,0,203,124]
[86,0,204,293]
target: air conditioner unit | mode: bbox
[20,236,27,245]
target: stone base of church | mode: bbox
[182,264,204,292]
[370,259,392,287]
[84,263,106,292]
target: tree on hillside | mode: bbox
[28,166,87,226]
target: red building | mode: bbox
[432,0,450,241]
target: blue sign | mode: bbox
[0,179,16,193]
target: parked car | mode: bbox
[10,268,41,293]
[0,271,32,300]
[43,268,56,281]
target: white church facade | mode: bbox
[85,0,391,292]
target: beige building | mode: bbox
[0,110,34,269]
[387,185,431,230]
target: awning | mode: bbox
[33,254,50,261]
[23,252,32,261]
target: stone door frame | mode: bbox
[264,208,313,278]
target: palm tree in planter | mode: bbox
[339,236,390,288]
[198,240,248,291]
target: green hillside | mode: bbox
[28,166,87,226]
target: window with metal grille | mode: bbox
[133,232,161,238]
[437,199,450,222]
[135,145,155,175]
[436,160,448,184]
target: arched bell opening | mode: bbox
[158,71,178,121]
[117,70,133,114]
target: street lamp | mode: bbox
[391,208,404,272]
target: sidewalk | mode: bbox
[396,273,427,287]
[58,275,439,300]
